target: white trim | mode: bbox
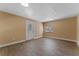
[0,40,26,48]
[77,16,79,47]
[34,36,42,39]
[44,36,76,42]
[0,36,42,48]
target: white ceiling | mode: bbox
[0,3,79,22]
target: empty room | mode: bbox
[0,3,79,56]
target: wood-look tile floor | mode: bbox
[0,38,79,56]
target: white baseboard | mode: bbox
[44,36,76,43]
[34,36,42,39]
[0,40,26,48]
[76,40,79,47]
[0,36,42,48]
[0,36,76,48]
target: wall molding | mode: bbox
[0,40,26,48]
[0,36,77,48]
[76,16,79,47]
[44,36,76,43]
[34,36,43,39]
[0,36,42,48]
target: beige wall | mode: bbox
[0,12,26,45]
[0,12,43,47]
[43,17,77,41]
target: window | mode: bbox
[28,24,32,31]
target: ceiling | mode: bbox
[0,3,79,22]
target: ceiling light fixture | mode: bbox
[21,3,29,7]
